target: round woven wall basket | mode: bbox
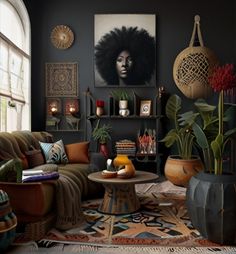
[173,15,218,99]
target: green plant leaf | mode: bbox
[194,99,216,129]
[224,104,236,126]
[159,129,179,147]
[178,111,199,126]
[192,122,209,149]
[211,134,223,159]
[194,99,216,112]
[92,122,112,144]
[165,94,181,122]
[110,89,131,101]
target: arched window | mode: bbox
[0,0,30,131]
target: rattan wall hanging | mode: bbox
[173,15,218,99]
[51,25,74,49]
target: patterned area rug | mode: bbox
[7,243,236,254]
[35,181,219,247]
[10,181,236,253]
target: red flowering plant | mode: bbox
[208,64,236,174]
[180,64,236,175]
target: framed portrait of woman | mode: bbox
[94,14,156,87]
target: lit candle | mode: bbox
[51,106,57,113]
[69,105,75,113]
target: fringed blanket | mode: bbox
[54,165,92,231]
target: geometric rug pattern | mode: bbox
[38,182,220,247]
[8,182,236,253]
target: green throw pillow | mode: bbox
[39,139,68,164]
[0,159,22,183]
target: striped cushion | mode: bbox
[39,140,68,164]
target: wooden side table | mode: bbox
[88,170,158,215]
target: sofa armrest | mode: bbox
[0,181,56,220]
[89,152,106,172]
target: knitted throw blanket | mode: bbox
[55,168,86,231]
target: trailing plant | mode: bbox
[92,120,112,144]
[160,94,195,160]
[110,89,131,101]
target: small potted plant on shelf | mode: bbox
[92,120,112,158]
[184,63,236,244]
[160,94,204,187]
[110,89,131,117]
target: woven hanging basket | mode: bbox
[173,15,218,99]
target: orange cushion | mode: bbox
[65,142,90,163]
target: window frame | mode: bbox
[0,0,31,131]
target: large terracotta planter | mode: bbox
[186,172,236,244]
[164,155,204,187]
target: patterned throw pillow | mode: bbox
[39,140,68,164]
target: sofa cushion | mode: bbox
[25,149,45,168]
[65,142,90,163]
[39,139,68,164]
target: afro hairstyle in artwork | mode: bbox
[95,26,156,86]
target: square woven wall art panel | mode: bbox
[46,62,78,97]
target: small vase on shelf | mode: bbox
[119,100,130,117]
[99,143,109,158]
[96,107,104,116]
[96,100,104,116]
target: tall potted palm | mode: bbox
[184,64,236,244]
[160,94,204,187]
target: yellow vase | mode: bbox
[113,154,131,167]
[113,154,135,179]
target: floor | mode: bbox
[6,243,236,254]
[4,179,236,253]
[5,176,187,254]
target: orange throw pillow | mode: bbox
[65,142,90,163]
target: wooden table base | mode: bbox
[99,183,140,214]
[88,171,159,215]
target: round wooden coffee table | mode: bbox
[88,170,158,215]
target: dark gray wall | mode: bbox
[23,0,235,144]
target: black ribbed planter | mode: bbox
[186,172,236,244]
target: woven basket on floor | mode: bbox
[23,212,55,241]
[173,15,218,99]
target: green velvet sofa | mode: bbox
[0,131,105,240]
